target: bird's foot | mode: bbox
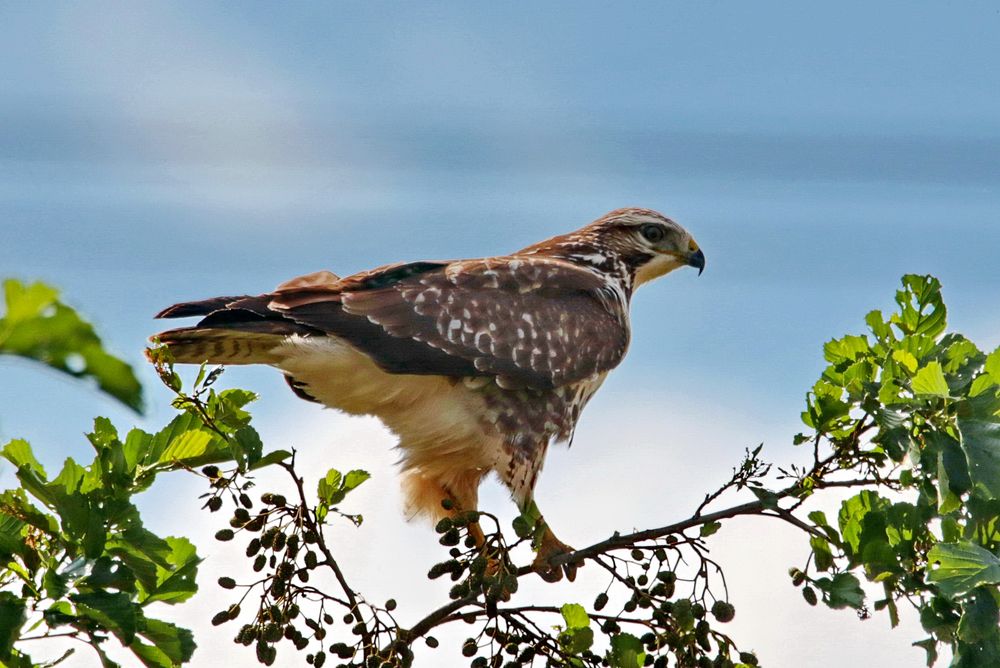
[532,526,582,583]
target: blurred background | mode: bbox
[1,2,998,666]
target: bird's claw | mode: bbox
[532,527,581,583]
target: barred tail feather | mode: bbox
[152,327,284,365]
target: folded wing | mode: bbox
[154,257,629,389]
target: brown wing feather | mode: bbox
[274,256,629,389]
[154,257,629,389]
[274,270,340,291]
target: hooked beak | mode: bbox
[687,248,705,275]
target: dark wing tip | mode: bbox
[154,304,190,319]
[154,296,249,319]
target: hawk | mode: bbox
[152,208,704,581]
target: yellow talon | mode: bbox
[532,525,581,583]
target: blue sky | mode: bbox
[2,2,999,666]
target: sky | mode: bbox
[1,2,999,666]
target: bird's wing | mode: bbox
[271,256,629,389]
[155,257,629,388]
[274,270,341,291]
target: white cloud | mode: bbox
[34,3,394,216]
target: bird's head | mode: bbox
[596,208,703,286]
[526,208,704,289]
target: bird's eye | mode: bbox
[640,224,666,243]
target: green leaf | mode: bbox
[511,515,532,539]
[936,431,972,494]
[873,421,913,462]
[561,603,590,630]
[823,572,865,609]
[808,510,829,526]
[0,488,58,535]
[912,638,938,667]
[931,430,972,513]
[209,389,257,434]
[131,618,196,667]
[122,428,154,475]
[972,346,1000,398]
[43,568,70,599]
[67,504,105,560]
[938,334,984,392]
[699,521,721,537]
[0,514,27,560]
[802,383,850,430]
[958,587,1000,643]
[249,449,292,471]
[217,388,257,409]
[83,557,136,594]
[91,422,131,489]
[92,642,123,668]
[233,426,263,469]
[112,526,174,569]
[107,533,169,592]
[952,639,1000,668]
[128,639,173,668]
[316,467,368,508]
[559,603,593,654]
[344,470,371,492]
[51,457,91,495]
[824,335,871,365]
[810,536,835,572]
[561,627,594,655]
[0,279,143,412]
[958,417,1000,500]
[87,416,121,451]
[72,591,139,643]
[912,361,950,397]
[881,581,901,628]
[513,500,544,544]
[14,456,107,559]
[866,309,895,343]
[138,537,200,605]
[607,633,645,668]
[0,591,27,658]
[43,601,76,628]
[892,349,918,374]
[1,439,46,476]
[158,430,213,464]
[892,274,947,339]
[839,490,890,557]
[318,469,343,505]
[147,413,231,470]
[986,347,1000,380]
[5,559,36,595]
[970,374,998,398]
[749,486,780,510]
[928,542,1000,598]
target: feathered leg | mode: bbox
[401,468,485,538]
[496,440,580,582]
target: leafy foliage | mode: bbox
[0,279,143,412]
[1,330,217,664]
[0,289,275,666]
[0,393,273,666]
[786,274,1000,667]
[3,274,1000,667]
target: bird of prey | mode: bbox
[151,208,704,581]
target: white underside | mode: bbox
[271,336,506,482]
